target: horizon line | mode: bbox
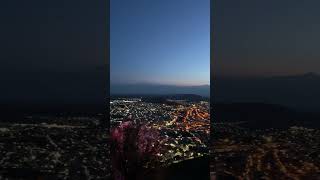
[110,82,210,87]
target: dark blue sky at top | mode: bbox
[214,0,320,77]
[0,0,107,105]
[110,0,210,86]
[1,0,105,72]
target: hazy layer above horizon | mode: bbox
[110,83,210,97]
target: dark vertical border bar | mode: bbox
[105,0,110,131]
[105,0,111,179]
[210,0,215,178]
[210,1,214,107]
[210,0,214,113]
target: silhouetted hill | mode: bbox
[0,67,107,106]
[0,104,105,123]
[111,84,210,97]
[214,72,320,112]
[214,103,320,129]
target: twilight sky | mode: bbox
[213,0,320,78]
[110,0,210,86]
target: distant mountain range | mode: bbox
[214,102,320,129]
[111,84,210,97]
[0,67,108,106]
[214,72,320,112]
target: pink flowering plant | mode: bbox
[111,120,160,180]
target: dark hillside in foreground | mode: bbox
[144,156,210,180]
